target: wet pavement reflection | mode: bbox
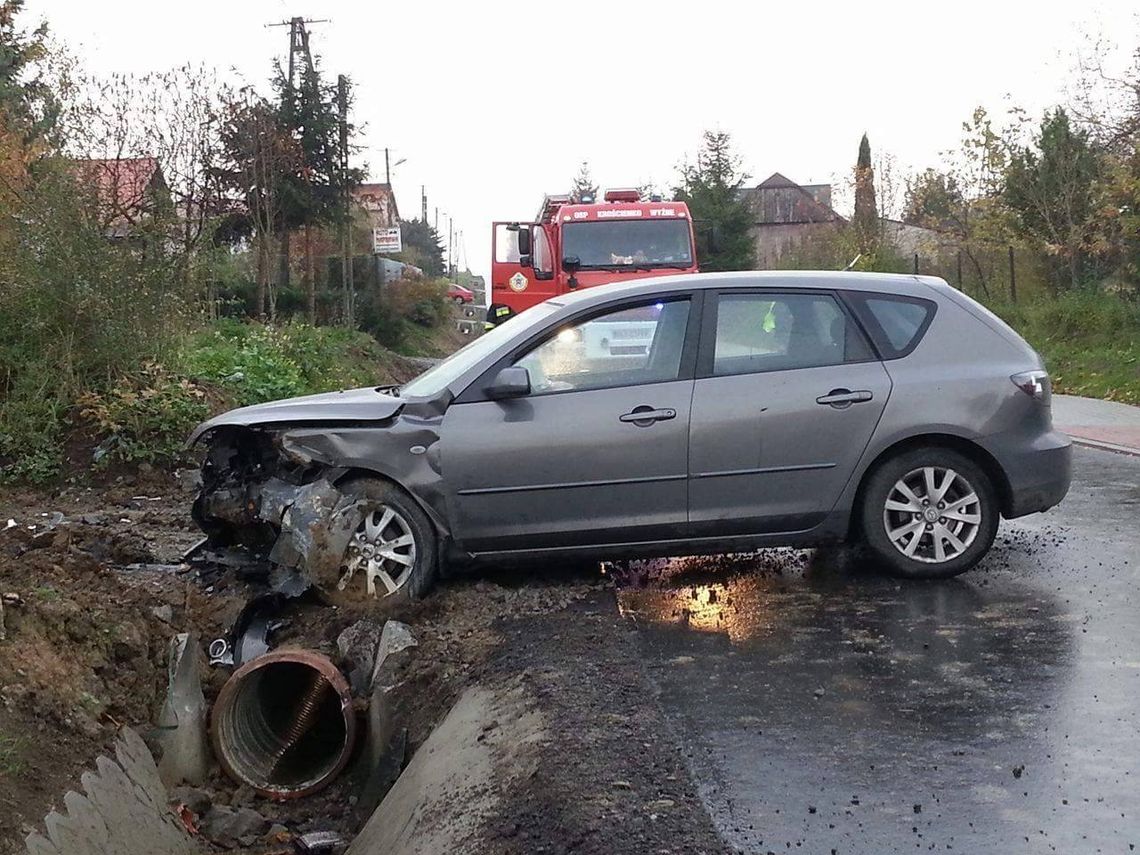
[615,448,1140,853]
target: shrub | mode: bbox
[180,319,405,404]
[77,365,210,465]
[180,322,307,405]
[358,276,450,349]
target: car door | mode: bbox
[688,289,892,535]
[441,295,699,553]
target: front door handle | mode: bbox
[816,388,873,408]
[619,406,677,426]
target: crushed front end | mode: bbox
[190,426,363,595]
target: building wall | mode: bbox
[751,221,844,268]
[880,219,954,258]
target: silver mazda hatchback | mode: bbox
[189,272,1071,599]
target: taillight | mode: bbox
[1011,370,1051,404]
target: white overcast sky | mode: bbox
[25,0,1140,283]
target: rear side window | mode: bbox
[710,292,874,377]
[848,293,936,358]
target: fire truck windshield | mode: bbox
[561,219,693,270]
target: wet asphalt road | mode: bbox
[617,446,1139,854]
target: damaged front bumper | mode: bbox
[190,429,363,594]
[188,387,450,598]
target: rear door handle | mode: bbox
[816,388,873,408]
[620,406,677,426]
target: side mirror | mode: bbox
[562,255,581,274]
[516,226,532,257]
[518,254,533,268]
[485,366,530,400]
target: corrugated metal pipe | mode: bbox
[212,650,356,799]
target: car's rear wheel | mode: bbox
[337,478,438,600]
[860,448,999,579]
[453,296,465,305]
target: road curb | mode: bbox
[1067,435,1140,458]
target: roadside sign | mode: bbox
[372,226,402,254]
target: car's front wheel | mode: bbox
[336,478,438,600]
[860,448,999,579]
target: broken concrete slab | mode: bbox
[198,805,268,850]
[336,619,383,695]
[24,728,201,855]
[167,785,212,817]
[155,633,210,787]
[370,620,417,690]
[346,683,545,855]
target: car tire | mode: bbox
[859,447,999,579]
[453,296,465,305]
[338,477,438,600]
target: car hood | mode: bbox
[188,386,403,445]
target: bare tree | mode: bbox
[217,87,301,319]
[135,66,226,295]
[57,66,230,306]
[1069,36,1140,153]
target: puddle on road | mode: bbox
[609,545,1140,853]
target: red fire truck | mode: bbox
[488,189,698,326]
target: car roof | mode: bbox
[548,270,949,308]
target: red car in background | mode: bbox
[447,283,475,304]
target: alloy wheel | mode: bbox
[882,466,982,564]
[338,505,417,596]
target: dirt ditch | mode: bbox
[2,472,717,854]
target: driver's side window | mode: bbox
[513,299,691,395]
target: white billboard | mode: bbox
[372,226,402,254]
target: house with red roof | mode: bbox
[69,157,171,238]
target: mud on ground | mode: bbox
[2,473,708,854]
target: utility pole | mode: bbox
[267,17,328,91]
[268,16,328,306]
[448,218,454,282]
[421,185,427,223]
[337,74,352,326]
[434,207,438,232]
[385,147,390,185]
[1008,245,1018,303]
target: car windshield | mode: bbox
[561,219,693,269]
[398,303,560,398]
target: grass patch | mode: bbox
[1,318,425,483]
[989,291,1140,404]
[178,319,408,406]
[0,733,26,776]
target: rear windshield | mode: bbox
[847,293,936,358]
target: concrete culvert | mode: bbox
[212,650,356,799]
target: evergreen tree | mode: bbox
[673,130,755,271]
[274,57,362,318]
[853,133,879,254]
[570,160,597,202]
[1005,108,1100,290]
[393,217,444,277]
[0,1,56,143]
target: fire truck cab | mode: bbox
[488,189,698,326]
